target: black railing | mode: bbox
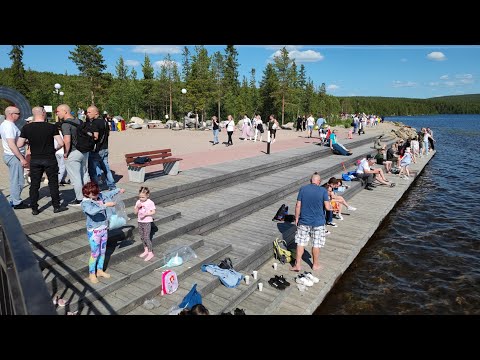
[0,191,56,315]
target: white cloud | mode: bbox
[132,45,181,54]
[125,60,140,67]
[154,60,180,69]
[400,58,407,62]
[444,81,455,86]
[327,84,339,91]
[440,75,449,80]
[429,82,439,86]
[392,81,417,88]
[455,73,473,79]
[271,49,324,63]
[427,52,447,61]
[459,78,474,84]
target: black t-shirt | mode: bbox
[20,122,59,160]
[213,120,219,130]
[91,117,109,150]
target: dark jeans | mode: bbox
[29,157,60,208]
[227,131,233,145]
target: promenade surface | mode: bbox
[0,123,393,192]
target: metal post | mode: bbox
[267,141,271,154]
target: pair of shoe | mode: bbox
[268,277,287,290]
[96,269,111,278]
[335,214,344,221]
[274,275,290,287]
[327,222,337,227]
[347,206,357,211]
[53,206,68,213]
[295,274,314,287]
[12,202,29,210]
[365,185,374,191]
[303,271,320,283]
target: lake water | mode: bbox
[315,114,480,314]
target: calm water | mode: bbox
[316,114,480,315]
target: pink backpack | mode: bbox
[161,270,178,295]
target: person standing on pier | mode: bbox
[291,172,331,272]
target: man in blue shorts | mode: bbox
[291,172,331,272]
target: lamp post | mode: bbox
[53,83,64,121]
[181,88,187,129]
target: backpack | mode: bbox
[63,120,95,153]
[273,238,294,265]
[218,257,233,270]
[134,156,152,164]
[272,204,288,221]
[161,269,179,295]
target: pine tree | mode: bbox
[273,47,293,124]
[189,46,213,124]
[211,51,224,119]
[181,46,191,82]
[141,54,156,119]
[9,45,28,95]
[68,45,107,106]
[223,45,240,117]
[115,56,128,80]
[259,63,280,118]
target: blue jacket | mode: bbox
[201,264,244,288]
[81,188,121,230]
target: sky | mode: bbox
[0,45,479,99]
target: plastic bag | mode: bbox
[162,245,197,268]
[107,193,128,230]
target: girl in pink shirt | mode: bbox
[134,187,156,261]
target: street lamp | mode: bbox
[181,88,187,129]
[53,83,64,121]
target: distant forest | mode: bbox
[1,45,479,123]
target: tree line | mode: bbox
[1,45,479,123]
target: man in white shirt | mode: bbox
[356,154,394,190]
[0,106,29,208]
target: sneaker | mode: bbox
[31,208,39,216]
[69,199,82,206]
[327,222,337,227]
[268,277,286,290]
[295,275,314,287]
[297,283,307,292]
[336,214,344,221]
[274,275,290,287]
[347,206,357,211]
[53,207,68,213]
[233,308,246,315]
[304,272,320,284]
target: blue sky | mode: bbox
[0,45,479,99]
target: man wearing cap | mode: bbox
[356,154,395,190]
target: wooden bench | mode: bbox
[125,149,182,183]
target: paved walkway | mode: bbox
[0,123,393,192]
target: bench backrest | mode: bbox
[125,149,172,165]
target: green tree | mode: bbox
[9,45,28,95]
[181,46,191,82]
[188,46,213,123]
[319,82,326,96]
[161,54,180,121]
[211,51,224,119]
[68,45,107,106]
[259,63,280,118]
[273,47,293,124]
[115,56,128,80]
[141,54,156,119]
[223,45,240,117]
[249,68,259,116]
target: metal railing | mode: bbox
[0,191,56,315]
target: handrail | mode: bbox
[0,191,56,315]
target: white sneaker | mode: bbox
[336,214,344,221]
[296,275,314,287]
[327,222,337,227]
[347,206,357,211]
[304,272,319,284]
